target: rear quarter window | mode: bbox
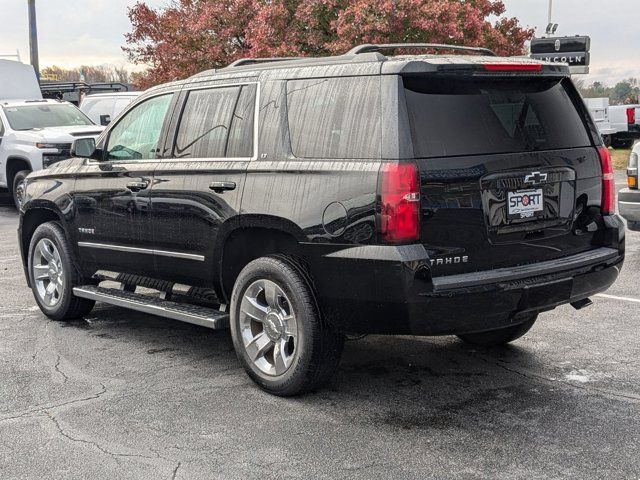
[403,77,592,158]
[286,76,381,159]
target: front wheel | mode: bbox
[230,255,344,396]
[28,222,95,320]
[12,170,30,210]
[457,315,537,346]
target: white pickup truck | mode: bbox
[0,60,103,208]
[584,97,640,148]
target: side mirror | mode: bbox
[99,114,111,126]
[72,137,98,159]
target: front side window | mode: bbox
[286,76,382,159]
[3,104,93,130]
[173,84,255,159]
[105,94,173,161]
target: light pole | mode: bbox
[28,0,40,80]
[547,0,553,26]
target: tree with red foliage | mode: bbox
[124,0,534,89]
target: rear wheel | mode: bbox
[28,222,95,320]
[611,137,633,149]
[457,314,537,346]
[12,170,30,210]
[628,221,640,231]
[230,255,344,396]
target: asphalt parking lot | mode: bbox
[1,173,639,479]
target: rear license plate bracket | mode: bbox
[507,188,544,220]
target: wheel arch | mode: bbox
[20,205,70,287]
[6,156,32,185]
[214,214,308,303]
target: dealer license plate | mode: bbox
[507,189,544,219]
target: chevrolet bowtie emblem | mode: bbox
[524,172,548,185]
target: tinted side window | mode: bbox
[174,85,254,159]
[106,93,173,161]
[286,76,381,159]
[404,77,591,158]
[226,85,256,158]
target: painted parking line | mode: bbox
[596,293,640,304]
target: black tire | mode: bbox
[457,315,537,347]
[12,169,30,210]
[27,222,95,321]
[611,137,633,149]
[230,255,344,396]
[602,135,612,148]
[628,221,640,232]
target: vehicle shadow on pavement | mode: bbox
[61,302,561,424]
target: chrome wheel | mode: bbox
[239,279,298,376]
[32,238,65,307]
[14,179,26,208]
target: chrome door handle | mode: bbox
[209,181,236,193]
[126,181,149,192]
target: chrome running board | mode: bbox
[73,285,229,330]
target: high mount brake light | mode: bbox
[598,147,615,215]
[380,163,420,243]
[483,64,543,72]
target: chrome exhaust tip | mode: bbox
[570,298,593,310]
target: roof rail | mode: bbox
[226,57,304,68]
[346,43,497,57]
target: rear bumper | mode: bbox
[307,217,625,335]
[619,188,640,227]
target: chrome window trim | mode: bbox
[84,81,260,166]
[78,242,205,262]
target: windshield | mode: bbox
[3,104,94,130]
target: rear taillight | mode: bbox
[627,107,636,125]
[598,147,615,214]
[380,163,420,243]
[628,152,638,189]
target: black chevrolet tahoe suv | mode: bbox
[19,44,625,396]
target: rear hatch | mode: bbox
[402,74,605,276]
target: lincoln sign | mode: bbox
[530,36,591,74]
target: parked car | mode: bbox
[585,97,640,148]
[19,44,625,396]
[619,142,640,230]
[0,59,104,208]
[0,99,104,208]
[79,91,141,126]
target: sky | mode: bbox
[0,0,639,85]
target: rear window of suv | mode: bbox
[286,76,381,159]
[403,77,591,158]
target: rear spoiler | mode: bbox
[382,59,570,77]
